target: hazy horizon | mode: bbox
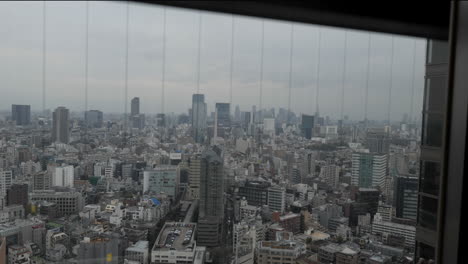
[0,1,426,122]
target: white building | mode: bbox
[52,165,74,188]
[233,222,256,264]
[125,240,149,264]
[263,118,275,136]
[372,213,416,248]
[256,240,306,264]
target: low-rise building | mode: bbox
[151,222,206,264]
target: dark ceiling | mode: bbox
[131,1,450,40]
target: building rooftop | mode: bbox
[152,222,196,251]
[126,240,149,253]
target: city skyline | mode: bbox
[0,1,425,121]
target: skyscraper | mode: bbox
[234,105,241,122]
[351,152,387,190]
[191,94,207,143]
[215,103,231,137]
[131,97,140,116]
[301,114,315,139]
[132,114,145,129]
[11,104,31,126]
[197,147,225,247]
[415,39,448,262]
[156,113,166,127]
[394,174,418,220]
[85,110,103,128]
[52,107,70,144]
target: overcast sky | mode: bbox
[0,1,426,122]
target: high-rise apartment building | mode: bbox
[11,104,31,126]
[0,170,12,195]
[267,186,286,214]
[188,154,201,200]
[351,152,387,190]
[52,107,70,144]
[192,94,207,143]
[84,110,103,128]
[52,165,74,188]
[0,170,12,209]
[415,39,448,262]
[197,147,225,247]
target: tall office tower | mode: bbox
[84,110,103,128]
[188,154,201,199]
[51,107,70,144]
[132,114,145,129]
[366,127,390,154]
[394,174,418,220]
[301,114,315,139]
[351,152,387,190]
[197,147,225,247]
[215,103,231,137]
[143,166,178,197]
[415,40,448,262]
[243,112,251,128]
[156,113,166,127]
[191,94,207,143]
[52,165,74,188]
[131,97,140,116]
[11,104,31,126]
[234,105,241,122]
[252,105,257,123]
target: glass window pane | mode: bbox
[422,113,444,147]
[418,196,438,230]
[427,39,448,64]
[424,76,447,112]
[420,161,441,196]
